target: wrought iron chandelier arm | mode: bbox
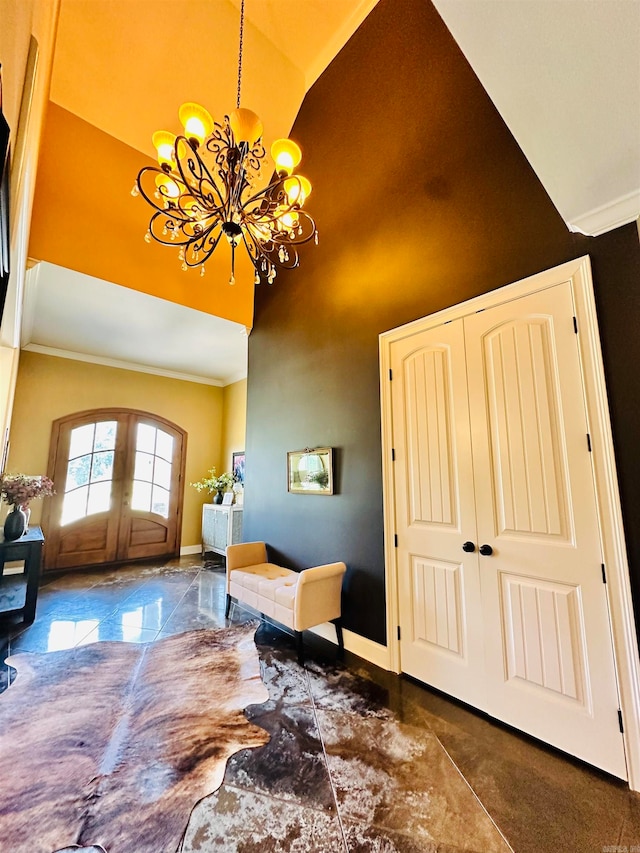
[174,135,227,214]
[184,222,224,267]
[240,178,318,245]
[136,166,191,217]
[242,221,301,272]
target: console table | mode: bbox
[202,504,243,556]
[0,526,45,623]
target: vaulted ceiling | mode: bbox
[24,0,640,384]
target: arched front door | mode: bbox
[43,409,187,571]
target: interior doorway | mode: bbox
[43,408,186,571]
[380,256,640,789]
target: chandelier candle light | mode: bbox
[133,0,317,286]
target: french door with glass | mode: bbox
[43,409,186,571]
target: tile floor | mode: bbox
[1,556,640,852]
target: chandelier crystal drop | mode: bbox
[133,0,317,285]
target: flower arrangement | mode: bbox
[1,473,56,508]
[189,468,235,495]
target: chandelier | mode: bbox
[133,0,317,285]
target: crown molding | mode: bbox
[569,189,640,237]
[21,343,233,387]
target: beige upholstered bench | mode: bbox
[225,541,346,663]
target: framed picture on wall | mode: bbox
[287,447,333,495]
[232,451,245,485]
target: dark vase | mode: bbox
[213,491,224,505]
[4,505,27,541]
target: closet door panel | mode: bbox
[465,282,626,779]
[390,321,486,710]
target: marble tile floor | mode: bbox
[1,556,639,852]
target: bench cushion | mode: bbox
[229,563,299,626]
[226,542,345,635]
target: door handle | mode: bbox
[462,541,476,553]
[479,544,493,556]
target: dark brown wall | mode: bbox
[243,0,640,645]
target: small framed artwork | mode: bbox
[232,451,245,485]
[222,492,234,506]
[287,447,333,495]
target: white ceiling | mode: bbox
[432,0,640,236]
[28,0,640,384]
[22,262,248,385]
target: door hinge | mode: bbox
[397,625,401,641]
[587,433,592,452]
[389,368,393,381]
[618,708,624,734]
[602,563,607,583]
[573,316,578,334]
[391,448,396,461]
[394,534,398,548]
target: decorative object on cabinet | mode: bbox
[3,505,27,541]
[232,451,245,485]
[190,467,235,505]
[287,447,333,495]
[202,503,243,556]
[1,474,55,540]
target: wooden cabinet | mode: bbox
[201,504,243,556]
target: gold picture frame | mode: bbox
[287,447,333,495]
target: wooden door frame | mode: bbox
[42,407,187,568]
[379,256,640,791]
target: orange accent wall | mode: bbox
[29,102,255,327]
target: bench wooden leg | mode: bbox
[295,630,305,665]
[333,618,345,659]
[225,594,232,618]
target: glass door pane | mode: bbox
[130,424,173,518]
[61,421,117,525]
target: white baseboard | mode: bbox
[309,623,392,671]
[180,544,202,555]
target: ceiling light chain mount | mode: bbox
[132,0,317,286]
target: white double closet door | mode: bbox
[390,280,626,779]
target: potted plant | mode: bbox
[1,473,55,541]
[190,468,235,504]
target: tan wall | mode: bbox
[221,379,247,472]
[5,351,223,548]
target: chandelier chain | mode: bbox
[236,0,245,110]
